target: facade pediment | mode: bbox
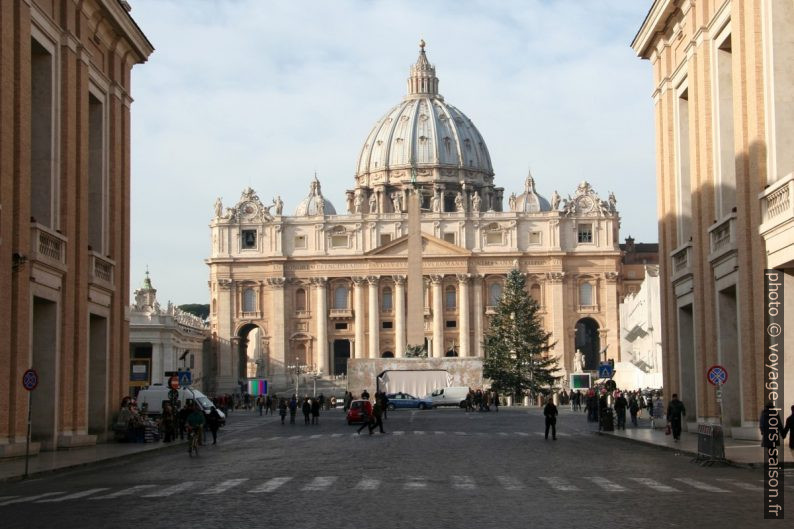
[365,233,471,257]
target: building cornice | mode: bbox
[631,0,678,59]
[99,0,154,63]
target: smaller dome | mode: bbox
[294,175,337,216]
[513,172,550,213]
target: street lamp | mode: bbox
[286,357,308,397]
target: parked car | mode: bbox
[385,392,434,410]
[346,399,373,425]
[136,385,226,424]
[425,386,470,408]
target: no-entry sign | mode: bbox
[707,365,728,386]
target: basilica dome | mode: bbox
[354,42,494,188]
[294,176,337,216]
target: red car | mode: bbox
[346,400,373,425]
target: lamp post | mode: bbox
[287,357,308,397]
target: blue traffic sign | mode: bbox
[22,369,39,391]
[707,365,728,386]
[598,363,613,379]
[178,370,192,387]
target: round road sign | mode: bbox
[22,369,39,391]
[168,376,180,390]
[707,365,728,386]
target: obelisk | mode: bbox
[405,188,425,349]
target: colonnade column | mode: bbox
[367,276,380,358]
[393,275,406,357]
[546,272,567,369]
[313,277,328,375]
[472,274,483,357]
[353,277,365,359]
[431,275,444,358]
[457,274,470,357]
[266,277,287,373]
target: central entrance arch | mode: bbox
[333,339,351,375]
[237,323,265,380]
[575,317,601,370]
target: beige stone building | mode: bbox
[633,0,794,438]
[0,0,152,456]
[207,44,624,392]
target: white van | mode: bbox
[425,386,469,408]
[137,385,225,422]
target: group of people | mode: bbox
[113,396,224,446]
[465,388,499,412]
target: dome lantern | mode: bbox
[406,39,440,98]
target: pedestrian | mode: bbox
[760,401,780,448]
[380,392,389,420]
[492,389,499,412]
[614,391,628,430]
[257,395,265,416]
[666,393,686,441]
[362,389,371,400]
[357,402,373,434]
[288,395,298,425]
[265,395,272,415]
[177,401,191,440]
[279,398,287,425]
[343,391,352,412]
[543,397,558,440]
[206,406,222,445]
[782,405,794,450]
[629,394,640,427]
[311,397,321,425]
[302,398,311,425]
[653,395,665,429]
[369,399,385,435]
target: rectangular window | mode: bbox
[331,234,348,248]
[676,87,692,244]
[382,321,393,329]
[443,232,456,244]
[485,231,502,245]
[88,93,105,252]
[294,235,307,249]
[380,233,392,246]
[445,320,457,328]
[529,231,541,245]
[334,322,348,330]
[577,223,593,244]
[242,229,257,249]
[31,38,54,228]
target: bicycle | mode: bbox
[187,426,200,457]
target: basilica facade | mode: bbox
[207,44,623,391]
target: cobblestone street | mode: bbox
[0,408,788,528]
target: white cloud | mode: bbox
[129,0,656,303]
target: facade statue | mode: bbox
[455,191,465,212]
[508,192,517,212]
[316,196,325,215]
[471,191,481,213]
[368,192,378,214]
[346,191,355,214]
[608,191,617,213]
[354,192,364,214]
[274,195,284,216]
[574,349,585,372]
[214,197,223,218]
[431,190,441,212]
[551,190,561,211]
[391,193,402,213]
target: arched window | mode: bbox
[382,287,393,311]
[381,351,394,358]
[243,288,256,313]
[445,285,456,310]
[295,288,307,311]
[580,283,593,306]
[489,282,503,306]
[530,284,541,306]
[334,286,349,309]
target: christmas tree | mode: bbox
[483,269,561,399]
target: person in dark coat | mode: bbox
[782,405,794,450]
[614,392,628,430]
[760,401,781,448]
[310,397,320,425]
[288,395,298,425]
[368,400,385,435]
[628,395,640,427]
[278,398,287,425]
[667,393,686,441]
[543,397,558,440]
[302,398,311,425]
[206,406,222,444]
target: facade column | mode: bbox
[472,275,484,356]
[547,272,567,369]
[267,277,287,374]
[353,277,365,359]
[367,276,380,358]
[393,275,406,357]
[604,272,620,362]
[431,275,444,358]
[313,277,328,375]
[457,274,470,357]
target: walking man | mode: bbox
[666,393,686,441]
[288,395,298,425]
[279,398,287,425]
[628,394,640,427]
[614,392,628,430]
[369,399,385,435]
[543,397,558,440]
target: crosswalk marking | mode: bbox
[302,476,337,491]
[144,481,196,497]
[497,432,509,436]
[404,477,427,489]
[539,477,579,491]
[0,492,65,506]
[586,477,625,492]
[266,436,282,441]
[496,476,524,490]
[454,431,467,436]
[248,477,292,493]
[392,431,404,435]
[91,485,156,499]
[199,479,248,495]
[330,433,344,438]
[452,475,476,490]
[0,496,18,502]
[37,488,109,502]
[514,432,529,437]
[673,478,730,493]
[355,478,381,490]
[288,435,302,440]
[310,434,324,439]
[434,431,446,435]
[413,431,425,435]
[628,478,680,493]
[716,478,764,492]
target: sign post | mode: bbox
[22,369,39,478]
[706,364,728,429]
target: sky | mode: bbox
[129,0,656,305]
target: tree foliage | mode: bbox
[482,269,561,398]
[178,303,209,320]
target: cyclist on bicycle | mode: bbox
[186,403,205,453]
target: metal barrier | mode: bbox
[696,424,726,465]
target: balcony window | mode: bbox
[577,223,593,244]
[295,289,307,311]
[334,286,349,309]
[579,283,593,306]
[489,283,503,306]
[445,285,456,310]
[243,288,256,313]
[382,287,393,311]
